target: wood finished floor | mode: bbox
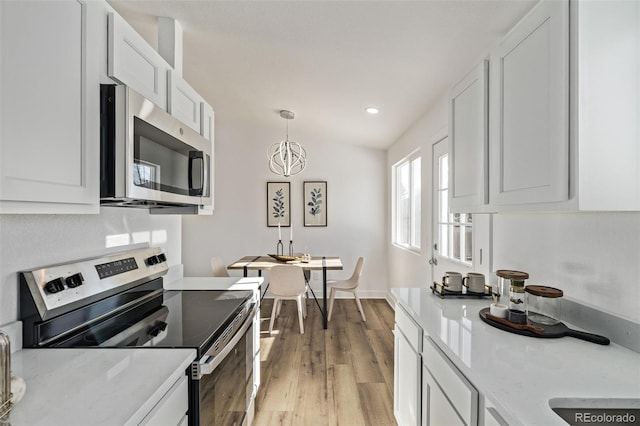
[254,297,397,426]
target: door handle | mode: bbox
[188,150,204,196]
[428,257,438,266]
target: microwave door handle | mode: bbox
[188,151,204,196]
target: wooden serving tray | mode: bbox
[267,254,302,262]
[479,307,609,345]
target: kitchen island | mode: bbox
[392,287,640,425]
[6,348,195,425]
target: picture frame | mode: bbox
[267,182,290,227]
[303,181,327,227]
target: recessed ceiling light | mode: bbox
[365,107,379,115]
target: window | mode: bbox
[393,151,421,251]
[436,153,472,264]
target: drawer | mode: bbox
[483,398,509,426]
[139,375,189,425]
[422,337,478,425]
[395,304,422,351]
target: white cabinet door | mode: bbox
[139,375,189,426]
[489,0,569,206]
[422,365,465,426]
[449,61,489,212]
[422,336,478,426]
[196,102,215,215]
[201,101,215,142]
[0,0,99,214]
[394,329,421,426]
[108,12,170,109]
[576,0,640,211]
[168,70,202,133]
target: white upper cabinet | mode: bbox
[198,101,215,215]
[108,12,170,110]
[0,0,100,213]
[168,70,202,133]
[489,0,570,207]
[575,0,640,211]
[201,101,215,143]
[448,61,489,213]
[449,0,639,212]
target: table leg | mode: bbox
[323,257,328,329]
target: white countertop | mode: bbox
[7,348,195,426]
[164,276,264,291]
[392,288,640,426]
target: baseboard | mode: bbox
[263,288,392,300]
[385,291,397,310]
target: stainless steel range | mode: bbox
[19,247,257,426]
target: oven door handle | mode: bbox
[194,305,256,379]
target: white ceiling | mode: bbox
[108,0,536,150]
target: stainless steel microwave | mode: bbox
[100,85,212,214]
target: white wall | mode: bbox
[386,97,640,323]
[0,209,182,327]
[387,93,448,290]
[182,118,389,297]
[493,212,640,323]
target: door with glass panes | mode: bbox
[431,137,474,286]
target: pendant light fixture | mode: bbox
[267,110,307,177]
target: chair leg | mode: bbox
[353,290,366,322]
[328,287,337,321]
[269,297,280,334]
[296,296,305,334]
[302,293,307,318]
[275,299,282,317]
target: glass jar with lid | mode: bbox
[525,285,563,325]
[496,270,529,324]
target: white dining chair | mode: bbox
[210,257,230,277]
[268,265,307,334]
[327,257,366,322]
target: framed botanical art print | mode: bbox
[267,182,290,227]
[303,181,327,227]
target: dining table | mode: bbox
[227,255,343,329]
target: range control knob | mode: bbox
[44,278,65,294]
[145,255,159,266]
[157,253,167,263]
[65,272,84,288]
[148,322,168,337]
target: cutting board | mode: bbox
[479,307,610,345]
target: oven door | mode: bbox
[194,307,255,426]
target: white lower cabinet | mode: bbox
[422,366,464,426]
[422,336,478,426]
[139,375,189,426]
[483,399,509,426]
[394,303,483,426]
[394,305,422,426]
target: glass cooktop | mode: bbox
[52,290,253,356]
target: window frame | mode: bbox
[392,149,421,253]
